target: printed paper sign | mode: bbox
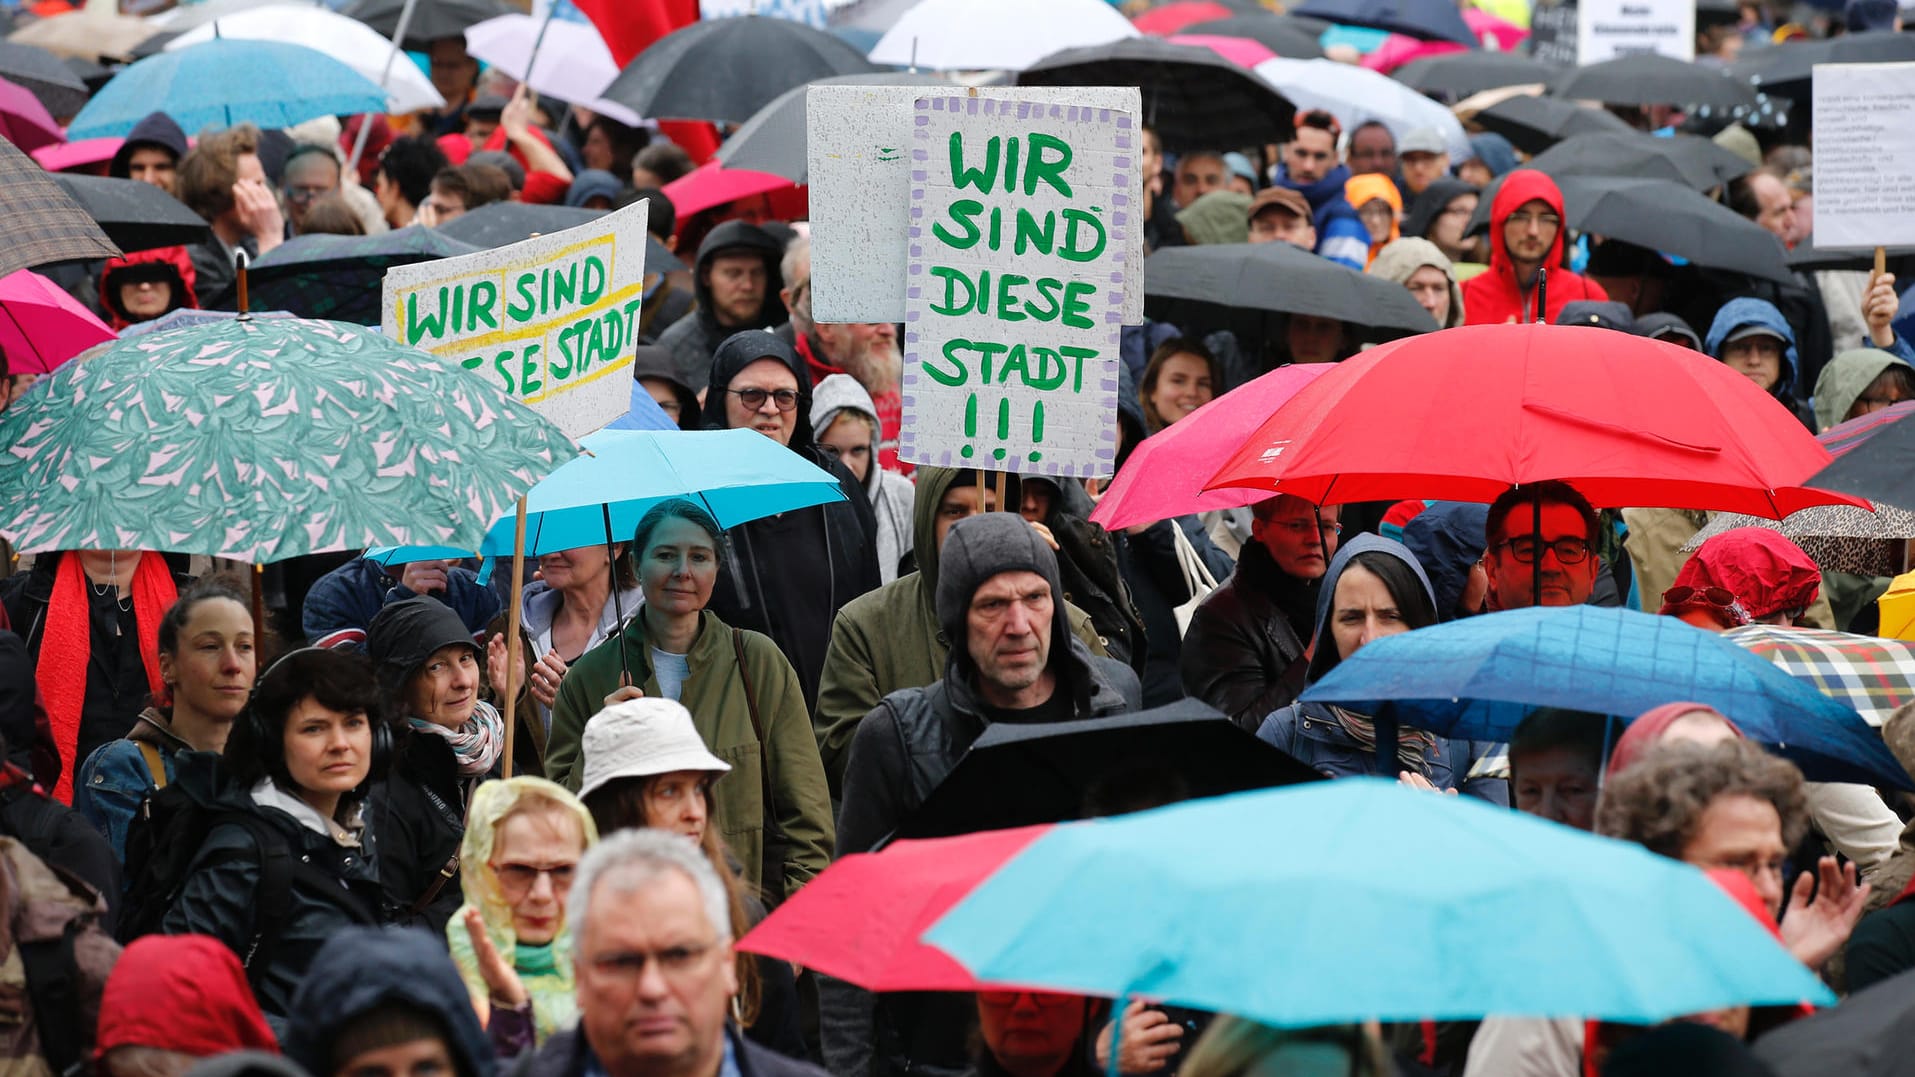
[1812,62,1915,249]
[808,84,1144,326]
[1576,0,1694,63]
[382,200,649,440]
[901,95,1129,479]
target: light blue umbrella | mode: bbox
[925,779,1836,1026]
[476,428,847,558]
[67,39,388,141]
[601,381,680,433]
[1298,606,1913,790]
[364,546,476,568]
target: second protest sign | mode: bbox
[902,95,1129,479]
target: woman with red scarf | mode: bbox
[0,550,181,804]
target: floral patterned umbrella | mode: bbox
[0,317,578,561]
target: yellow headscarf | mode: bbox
[1344,173,1404,266]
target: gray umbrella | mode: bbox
[1467,173,1793,285]
[1523,131,1753,192]
[1730,32,1915,99]
[1392,51,1559,97]
[1788,235,1915,275]
[51,174,209,254]
[1143,241,1439,348]
[1183,13,1331,58]
[0,42,87,117]
[714,72,937,185]
[1551,53,1760,110]
[435,202,686,272]
[602,16,878,126]
[341,0,515,50]
[1019,37,1297,152]
[1473,93,1635,155]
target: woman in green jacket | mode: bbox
[546,498,833,902]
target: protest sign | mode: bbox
[1576,0,1694,62]
[901,95,1129,479]
[1528,0,1580,66]
[382,200,649,440]
[808,84,1144,326]
[1812,62,1915,249]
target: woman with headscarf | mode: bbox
[811,373,916,583]
[1704,298,1815,430]
[1812,347,1915,432]
[1369,237,1466,329]
[1257,534,1505,801]
[1343,173,1402,267]
[449,777,597,1059]
[368,596,507,933]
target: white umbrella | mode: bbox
[1254,57,1470,161]
[167,4,445,114]
[870,0,1139,72]
[463,13,641,127]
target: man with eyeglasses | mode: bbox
[280,145,341,236]
[1460,170,1608,326]
[1182,494,1341,731]
[702,332,880,710]
[1482,482,1603,610]
[516,829,827,1077]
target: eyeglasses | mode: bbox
[285,184,332,204]
[727,387,799,412]
[1504,212,1562,231]
[1496,537,1592,564]
[1662,585,1741,611]
[490,861,577,896]
[1270,518,1344,537]
[588,942,716,983]
[978,990,1080,1008]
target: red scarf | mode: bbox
[38,553,175,803]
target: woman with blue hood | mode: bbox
[283,926,495,1077]
[1256,534,1506,801]
[1705,298,1816,430]
[1398,502,1491,622]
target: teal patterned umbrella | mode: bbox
[0,317,578,561]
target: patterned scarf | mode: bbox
[408,700,505,777]
[39,552,176,804]
[1329,705,1440,776]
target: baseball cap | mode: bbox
[1250,185,1311,222]
[1399,127,1448,156]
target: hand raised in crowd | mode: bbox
[232,176,284,256]
[399,560,449,596]
[462,908,529,1009]
[1863,271,1900,349]
[486,633,523,697]
[1779,856,1871,970]
[1094,1000,1184,1075]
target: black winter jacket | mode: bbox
[1178,543,1316,732]
[510,1025,827,1077]
[367,729,470,934]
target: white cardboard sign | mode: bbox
[1812,62,1915,250]
[808,84,1145,326]
[1575,0,1695,63]
[900,94,1130,479]
[382,200,649,440]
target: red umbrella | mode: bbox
[0,269,116,375]
[1134,1,1237,35]
[1090,363,1330,531]
[31,136,121,175]
[736,825,1053,992]
[1204,324,1859,518]
[662,159,801,218]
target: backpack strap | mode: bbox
[407,855,461,919]
[229,814,294,977]
[136,742,167,790]
[19,919,85,1076]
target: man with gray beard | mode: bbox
[775,237,908,472]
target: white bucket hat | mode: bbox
[578,697,731,801]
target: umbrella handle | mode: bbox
[235,250,249,319]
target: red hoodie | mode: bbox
[1461,170,1608,326]
[97,246,198,331]
[96,935,278,1057]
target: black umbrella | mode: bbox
[602,16,878,126]
[435,202,686,272]
[1472,93,1636,155]
[894,701,1324,840]
[50,174,208,254]
[61,55,113,96]
[246,227,483,325]
[1019,38,1296,152]
[1465,173,1793,285]
[1523,131,1753,192]
[0,138,118,276]
[1730,33,1915,99]
[1805,412,1915,514]
[341,0,515,49]
[1751,966,1915,1075]
[1787,235,1915,275]
[1144,241,1440,344]
[0,42,87,117]
[1293,0,1477,46]
[1182,14,1328,59]
[1392,52,1559,97]
[715,72,936,185]
[1551,53,1759,110]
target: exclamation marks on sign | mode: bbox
[962,393,978,459]
[994,398,1010,460]
[958,393,1048,463]
[1029,400,1044,462]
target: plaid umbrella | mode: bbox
[0,136,119,276]
[1726,624,1915,728]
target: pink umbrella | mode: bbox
[0,77,63,154]
[31,137,123,174]
[1168,33,1280,67]
[1135,1,1237,35]
[662,160,801,219]
[1464,9,1528,50]
[1361,33,1466,73]
[0,270,117,375]
[1089,363,1332,531]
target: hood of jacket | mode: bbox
[97,935,278,1056]
[691,219,786,336]
[1465,132,1518,178]
[562,169,622,208]
[935,512,1081,701]
[98,246,199,329]
[1368,237,1464,328]
[1813,347,1908,432]
[1486,169,1568,290]
[109,112,188,178]
[1398,501,1488,622]
[1634,311,1702,350]
[1402,177,1478,243]
[1343,173,1402,253]
[705,328,818,448]
[909,466,1025,622]
[810,372,884,498]
[1704,297,1799,403]
[1304,533,1438,685]
[283,926,494,1077]
[633,343,701,428]
[366,596,483,716]
[1671,527,1820,621]
[1173,190,1252,245]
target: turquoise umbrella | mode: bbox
[66,39,388,141]
[0,317,577,562]
[926,780,1835,1026]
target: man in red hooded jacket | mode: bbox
[1462,170,1608,325]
